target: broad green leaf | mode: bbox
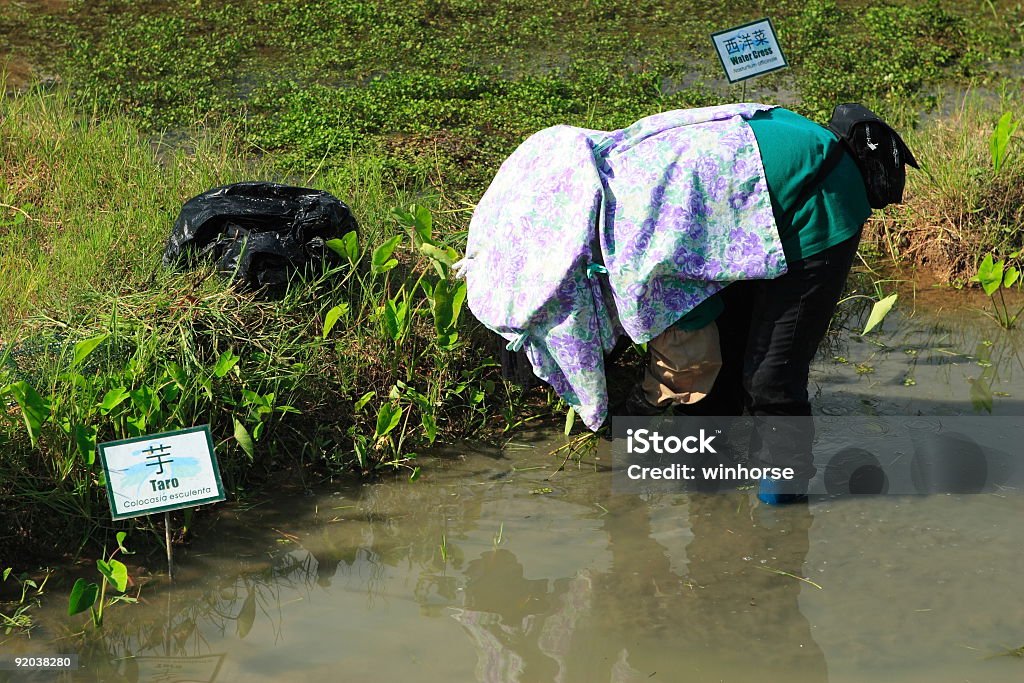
[421,411,437,444]
[990,112,1019,175]
[5,381,50,446]
[564,407,577,436]
[435,331,459,349]
[322,303,350,339]
[73,423,97,465]
[212,349,240,378]
[371,235,402,274]
[71,333,109,369]
[130,386,160,416]
[1004,266,1019,288]
[237,586,256,639]
[409,466,421,482]
[375,403,403,438]
[115,531,129,554]
[353,437,368,469]
[68,578,99,616]
[977,254,1004,297]
[412,204,433,245]
[354,391,375,412]
[419,242,455,266]
[327,231,360,263]
[862,293,898,335]
[97,558,128,593]
[234,418,255,460]
[2,568,11,581]
[391,205,415,228]
[164,362,189,389]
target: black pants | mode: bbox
[685,231,863,480]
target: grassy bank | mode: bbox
[0,85,534,562]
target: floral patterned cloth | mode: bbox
[459,104,787,430]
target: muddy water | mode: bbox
[6,302,1024,683]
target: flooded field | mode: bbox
[3,299,1024,683]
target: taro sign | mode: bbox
[97,425,225,520]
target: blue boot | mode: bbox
[757,477,808,505]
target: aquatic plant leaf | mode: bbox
[212,349,240,378]
[862,293,898,335]
[71,333,109,370]
[4,380,51,447]
[97,558,128,593]
[375,403,402,438]
[233,418,255,460]
[322,303,349,339]
[236,587,256,639]
[371,235,402,274]
[73,423,97,465]
[326,231,360,263]
[115,532,129,555]
[564,407,576,436]
[976,253,1004,297]
[413,204,433,245]
[421,411,437,444]
[68,578,98,616]
[990,112,1019,175]
[419,242,455,267]
[1003,266,1019,288]
[354,391,375,412]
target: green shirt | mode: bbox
[673,107,871,330]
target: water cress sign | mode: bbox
[98,426,225,520]
[710,18,788,84]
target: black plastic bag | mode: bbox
[162,182,358,293]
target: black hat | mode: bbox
[828,103,919,209]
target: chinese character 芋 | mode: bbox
[724,37,741,55]
[753,29,769,46]
[142,443,174,475]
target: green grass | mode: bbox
[0,83,527,561]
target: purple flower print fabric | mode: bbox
[459,103,787,430]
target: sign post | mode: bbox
[97,425,226,580]
[710,18,788,88]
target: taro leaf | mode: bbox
[130,386,160,417]
[409,466,421,482]
[354,391,375,412]
[413,204,433,245]
[371,235,402,275]
[71,333,109,370]
[234,418,255,460]
[73,423,97,465]
[164,361,189,389]
[1004,266,1020,288]
[383,297,407,342]
[375,403,403,438]
[236,586,256,639]
[990,111,1019,175]
[421,411,437,444]
[115,531,130,554]
[212,349,240,378]
[99,387,131,414]
[977,254,1004,297]
[326,231,360,263]
[2,568,11,581]
[322,303,350,339]
[564,407,577,436]
[862,293,898,335]
[419,242,455,267]
[353,437,368,469]
[5,380,51,447]
[97,558,128,593]
[68,578,99,616]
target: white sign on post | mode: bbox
[710,18,788,84]
[98,425,225,520]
